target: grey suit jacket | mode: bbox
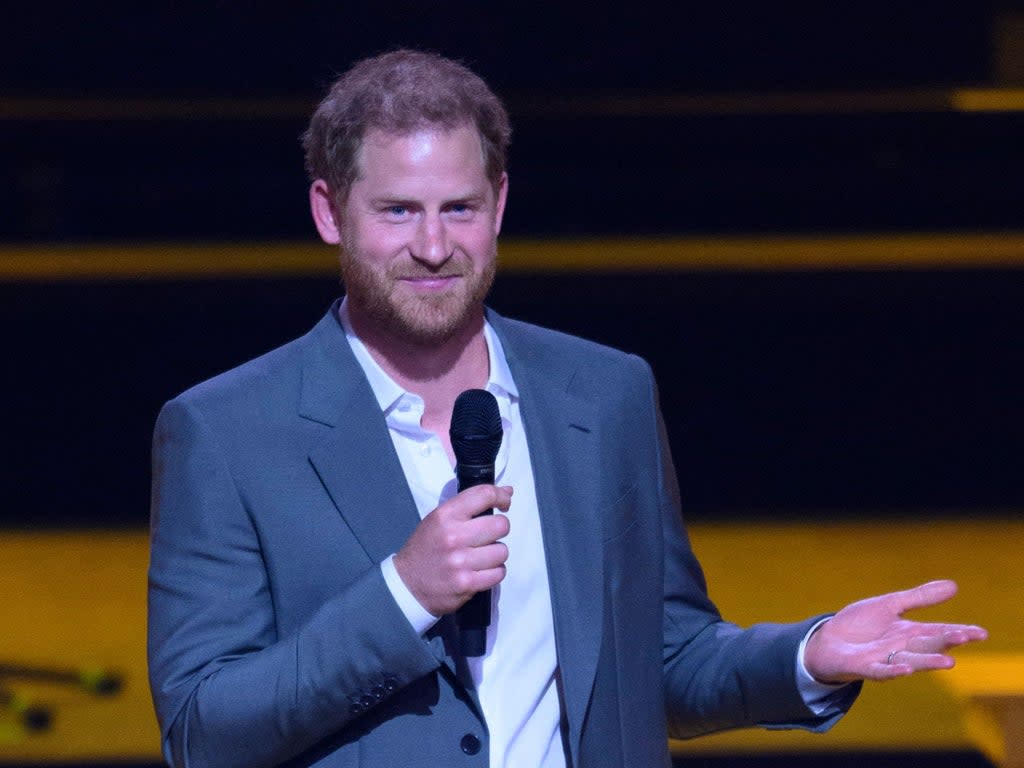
[148,302,855,768]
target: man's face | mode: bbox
[332,124,507,347]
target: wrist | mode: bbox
[803,619,843,685]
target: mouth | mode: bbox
[398,274,461,291]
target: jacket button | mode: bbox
[359,694,376,708]
[370,685,385,700]
[383,677,398,693]
[460,733,481,755]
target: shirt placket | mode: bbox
[387,394,456,516]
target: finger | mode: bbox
[445,485,514,521]
[904,626,989,653]
[462,513,511,547]
[470,564,507,592]
[886,580,958,614]
[863,660,914,681]
[463,541,510,571]
[888,650,956,672]
[453,562,507,597]
[945,625,989,643]
[863,650,954,681]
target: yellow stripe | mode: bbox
[503,233,1024,270]
[2,233,1024,281]
[0,97,314,121]
[952,88,1024,112]
[4,88,1024,121]
[513,89,957,116]
[0,243,334,280]
[1,518,1019,759]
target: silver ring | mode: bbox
[886,650,898,665]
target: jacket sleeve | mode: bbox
[147,397,442,768]
[644,364,861,738]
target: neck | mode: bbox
[346,305,491,434]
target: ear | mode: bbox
[493,172,508,236]
[309,179,341,245]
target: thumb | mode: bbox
[886,580,958,615]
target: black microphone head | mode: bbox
[450,389,502,465]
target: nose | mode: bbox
[412,212,451,267]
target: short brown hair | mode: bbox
[302,49,511,202]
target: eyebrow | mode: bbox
[369,192,487,206]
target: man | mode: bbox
[148,50,986,768]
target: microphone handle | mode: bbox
[455,463,495,657]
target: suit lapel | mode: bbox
[300,307,421,563]
[298,305,476,703]
[490,313,605,762]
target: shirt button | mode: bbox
[460,733,481,755]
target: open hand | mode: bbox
[804,580,988,684]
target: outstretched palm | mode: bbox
[804,580,988,684]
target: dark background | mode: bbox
[2,2,1021,527]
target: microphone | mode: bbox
[449,388,503,657]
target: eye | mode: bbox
[446,202,475,220]
[384,205,409,218]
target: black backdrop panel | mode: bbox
[3,269,1021,527]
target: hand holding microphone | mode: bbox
[449,389,504,656]
[392,389,507,656]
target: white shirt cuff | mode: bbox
[796,618,850,715]
[381,554,440,635]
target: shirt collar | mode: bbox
[338,298,407,416]
[482,317,519,403]
[338,298,519,418]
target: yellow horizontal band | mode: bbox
[516,88,1024,116]
[951,88,1024,112]
[3,88,1024,121]
[1,233,1023,281]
